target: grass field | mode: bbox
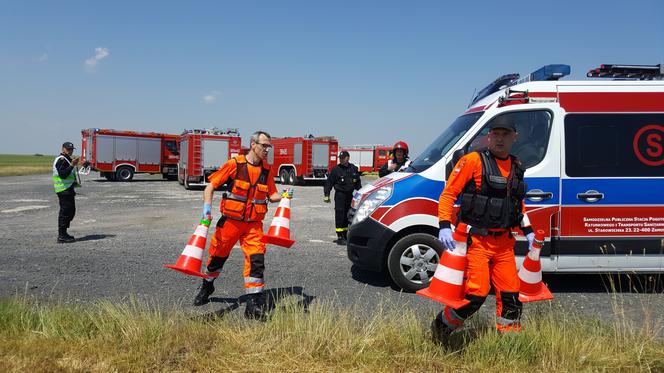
[0,154,56,177]
[1,296,662,372]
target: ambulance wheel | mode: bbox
[279,169,290,185]
[116,166,134,182]
[287,170,297,185]
[387,233,443,293]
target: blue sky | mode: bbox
[1,0,662,156]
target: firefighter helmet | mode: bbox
[393,141,409,155]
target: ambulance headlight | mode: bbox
[352,185,392,224]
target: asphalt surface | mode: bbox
[1,172,662,332]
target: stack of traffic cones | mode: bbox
[417,222,471,309]
[164,218,213,278]
[262,194,295,248]
[518,229,554,302]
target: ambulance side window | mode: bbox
[565,114,664,177]
[466,110,553,169]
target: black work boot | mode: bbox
[431,312,455,345]
[193,280,215,306]
[335,232,347,245]
[57,229,75,243]
[244,292,268,321]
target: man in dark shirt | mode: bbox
[53,142,80,243]
[324,151,362,245]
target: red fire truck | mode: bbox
[81,128,180,182]
[269,136,339,184]
[340,145,393,173]
[178,128,242,189]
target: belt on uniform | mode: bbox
[468,227,509,237]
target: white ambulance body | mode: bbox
[347,64,664,292]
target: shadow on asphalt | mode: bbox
[195,286,316,321]
[75,234,116,242]
[544,273,664,294]
[350,265,401,291]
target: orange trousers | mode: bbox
[442,232,523,332]
[205,218,266,294]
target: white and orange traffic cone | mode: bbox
[417,222,471,309]
[262,194,295,248]
[518,229,554,302]
[164,218,214,278]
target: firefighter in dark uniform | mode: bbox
[378,141,412,177]
[53,142,80,243]
[324,151,362,245]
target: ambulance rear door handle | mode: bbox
[577,190,604,203]
[525,189,553,202]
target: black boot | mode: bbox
[244,292,268,321]
[193,280,215,306]
[334,231,347,245]
[431,311,455,345]
[57,228,75,243]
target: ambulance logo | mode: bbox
[633,124,664,167]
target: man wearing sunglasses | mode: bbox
[193,131,292,320]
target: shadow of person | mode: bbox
[75,234,116,242]
[197,286,316,321]
[350,264,401,291]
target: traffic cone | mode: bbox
[164,218,214,278]
[262,196,295,248]
[416,222,471,309]
[518,229,554,302]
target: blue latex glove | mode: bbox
[526,232,535,249]
[438,228,455,251]
[202,203,212,220]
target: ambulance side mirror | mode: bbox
[446,149,466,180]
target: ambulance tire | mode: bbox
[287,170,297,185]
[387,233,443,293]
[116,166,134,182]
[279,169,290,185]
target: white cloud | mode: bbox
[203,90,221,104]
[84,47,110,71]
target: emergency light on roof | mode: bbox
[587,64,663,80]
[469,64,571,106]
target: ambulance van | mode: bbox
[347,63,664,292]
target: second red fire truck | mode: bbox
[339,145,393,173]
[178,128,242,189]
[268,135,339,184]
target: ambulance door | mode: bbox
[463,108,560,270]
[559,113,664,272]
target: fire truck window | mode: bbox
[378,150,387,157]
[467,110,552,169]
[165,141,178,155]
[565,114,664,177]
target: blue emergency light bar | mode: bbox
[469,64,571,107]
[529,64,571,81]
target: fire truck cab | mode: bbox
[347,63,664,292]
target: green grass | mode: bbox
[1,296,662,372]
[0,154,56,177]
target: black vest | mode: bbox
[457,150,526,229]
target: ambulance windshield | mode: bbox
[409,112,483,172]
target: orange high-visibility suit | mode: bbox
[438,151,532,332]
[204,155,277,294]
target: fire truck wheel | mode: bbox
[288,170,297,185]
[115,166,134,182]
[387,233,442,293]
[103,172,116,181]
[279,169,290,185]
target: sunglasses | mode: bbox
[256,142,272,150]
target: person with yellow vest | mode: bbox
[53,142,80,243]
[193,131,290,320]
